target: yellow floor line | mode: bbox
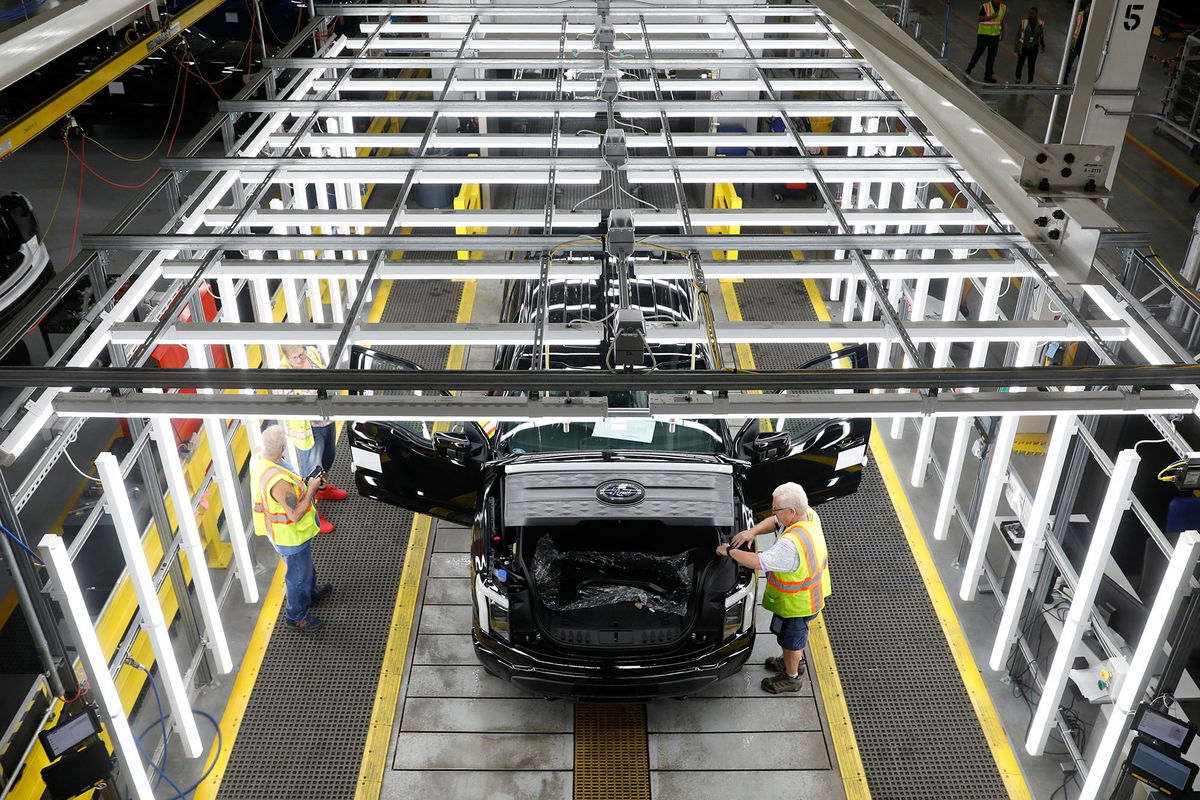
[805,276,1031,800]
[721,277,870,799]
[196,236,401,800]
[870,431,1032,800]
[355,276,472,799]
[354,515,431,799]
[445,279,477,371]
[192,561,286,800]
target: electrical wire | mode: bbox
[1146,246,1200,308]
[61,66,189,192]
[41,141,71,240]
[0,521,44,565]
[129,663,222,799]
[84,53,185,163]
[617,184,657,210]
[66,135,85,263]
[61,447,102,483]
[547,238,601,257]
[571,183,613,212]
[635,241,689,257]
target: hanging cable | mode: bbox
[66,135,85,263]
[41,140,72,239]
[0,521,44,565]
[86,54,186,162]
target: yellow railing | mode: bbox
[707,182,742,261]
[454,179,485,261]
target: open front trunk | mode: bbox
[520,520,720,650]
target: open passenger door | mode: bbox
[347,345,489,526]
[733,344,872,515]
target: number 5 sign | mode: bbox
[1122,2,1144,30]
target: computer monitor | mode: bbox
[1134,704,1197,752]
[38,706,101,761]
[1126,737,1199,795]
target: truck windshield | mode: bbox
[496,389,724,454]
[497,417,725,455]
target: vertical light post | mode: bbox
[95,452,204,758]
[38,534,156,800]
[204,415,260,604]
[149,416,234,675]
[989,412,1078,671]
[1026,449,1140,756]
[960,339,1036,601]
[1079,530,1200,799]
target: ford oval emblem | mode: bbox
[596,479,646,505]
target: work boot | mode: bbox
[319,514,336,534]
[312,583,333,603]
[764,655,807,677]
[285,614,325,632]
[316,484,348,501]
[761,672,805,694]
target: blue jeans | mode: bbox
[273,540,318,622]
[770,611,820,652]
[297,424,336,478]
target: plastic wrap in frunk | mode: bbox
[532,537,693,616]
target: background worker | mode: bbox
[1015,7,1045,84]
[280,344,347,534]
[252,425,332,632]
[717,481,831,694]
[966,0,1007,83]
[1064,0,1091,79]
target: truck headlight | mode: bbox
[723,599,746,638]
[487,600,509,633]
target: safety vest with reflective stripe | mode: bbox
[977,2,1005,36]
[283,347,326,451]
[250,455,319,546]
[762,514,831,618]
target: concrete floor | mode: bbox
[930,0,1200,271]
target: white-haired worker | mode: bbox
[251,424,331,631]
[717,481,830,693]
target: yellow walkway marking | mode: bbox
[720,277,871,799]
[805,277,1032,800]
[870,432,1032,800]
[354,278,473,799]
[192,562,285,800]
[354,515,431,798]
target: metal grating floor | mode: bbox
[574,704,651,800]
[734,278,1010,800]
[215,280,462,800]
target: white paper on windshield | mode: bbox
[591,419,656,443]
[351,446,382,473]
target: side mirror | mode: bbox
[750,431,791,463]
[433,431,472,460]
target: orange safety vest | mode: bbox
[761,513,832,618]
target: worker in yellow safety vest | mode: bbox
[281,344,347,534]
[717,481,831,694]
[252,424,331,632]
[966,0,1007,84]
[1014,7,1046,84]
[1064,0,1091,79]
